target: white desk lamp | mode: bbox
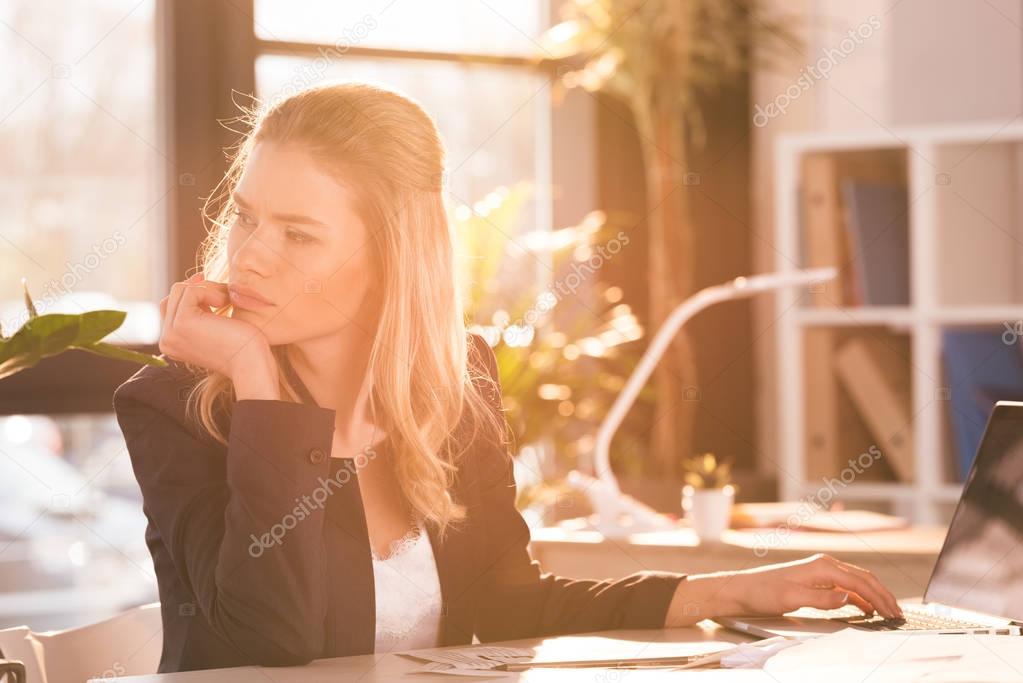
[565,267,838,538]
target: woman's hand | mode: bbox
[158,273,278,397]
[664,553,904,627]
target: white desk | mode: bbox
[98,623,757,681]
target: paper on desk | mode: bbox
[398,645,531,676]
[473,669,780,681]
[409,661,514,677]
[399,637,737,677]
[412,663,783,680]
[717,636,806,668]
[764,628,1023,683]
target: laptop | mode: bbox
[716,401,1023,638]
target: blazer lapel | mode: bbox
[281,351,377,655]
[325,464,376,655]
[425,514,476,646]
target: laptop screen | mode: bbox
[925,402,1023,622]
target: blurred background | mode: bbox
[2,0,1022,635]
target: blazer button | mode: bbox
[308,448,327,464]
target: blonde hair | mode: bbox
[183,82,508,540]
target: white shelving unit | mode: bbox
[774,120,1023,525]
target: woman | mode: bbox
[113,82,901,673]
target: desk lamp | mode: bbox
[565,267,839,538]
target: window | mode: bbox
[0,0,162,632]
[0,0,164,342]
[252,0,565,313]
[254,1,546,56]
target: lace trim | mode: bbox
[376,605,439,640]
[371,521,423,562]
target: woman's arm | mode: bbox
[661,555,903,627]
[466,338,686,641]
[113,359,337,666]
[469,443,686,640]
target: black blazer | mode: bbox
[112,332,686,673]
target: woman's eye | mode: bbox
[232,209,256,228]
[286,228,312,244]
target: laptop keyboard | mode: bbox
[836,607,987,632]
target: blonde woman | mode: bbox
[113,82,901,674]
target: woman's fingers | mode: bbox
[815,558,901,618]
[844,590,876,616]
[166,275,228,329]
[179,282,231,319]
[828,558,902,617]
[165,282,187,331]
[788,585,852,611]
[159,286,184,360]
[161,274,206,353]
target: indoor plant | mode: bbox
[452,183,655,519]
[680,452,737,541]
[1,279,165,380]
[540,0,802,477]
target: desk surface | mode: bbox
[102,623,757,682]
[530,519,949,556]
[528,519,947,600]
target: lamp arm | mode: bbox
[592,268,837,494]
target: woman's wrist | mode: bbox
[663,571,744,627]
[231,344,281,401]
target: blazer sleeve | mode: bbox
[467,338,687,642]
[113,370,337,666]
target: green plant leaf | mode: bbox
[78,342,168,367]
[74,310,128,345]
[0,285,166,380]
[22,278,38,319]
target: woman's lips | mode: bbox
[228,285,274,309]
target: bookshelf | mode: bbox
[774,120,1023,525]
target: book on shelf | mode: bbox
[943,328,1023,482]
[804,328,842,481]
[804,329,898,484]
[840,180,910,306]
[834,335,915,482]
[798,151,908,309]
[801,154,856,306]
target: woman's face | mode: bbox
[226,140,379,345]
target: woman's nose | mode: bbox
[231,227,277,278]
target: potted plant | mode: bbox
[1,279,165,380]
[680,452,736,542]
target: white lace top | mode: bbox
[372,519,443,653]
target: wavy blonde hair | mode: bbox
[182,82,508,540]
